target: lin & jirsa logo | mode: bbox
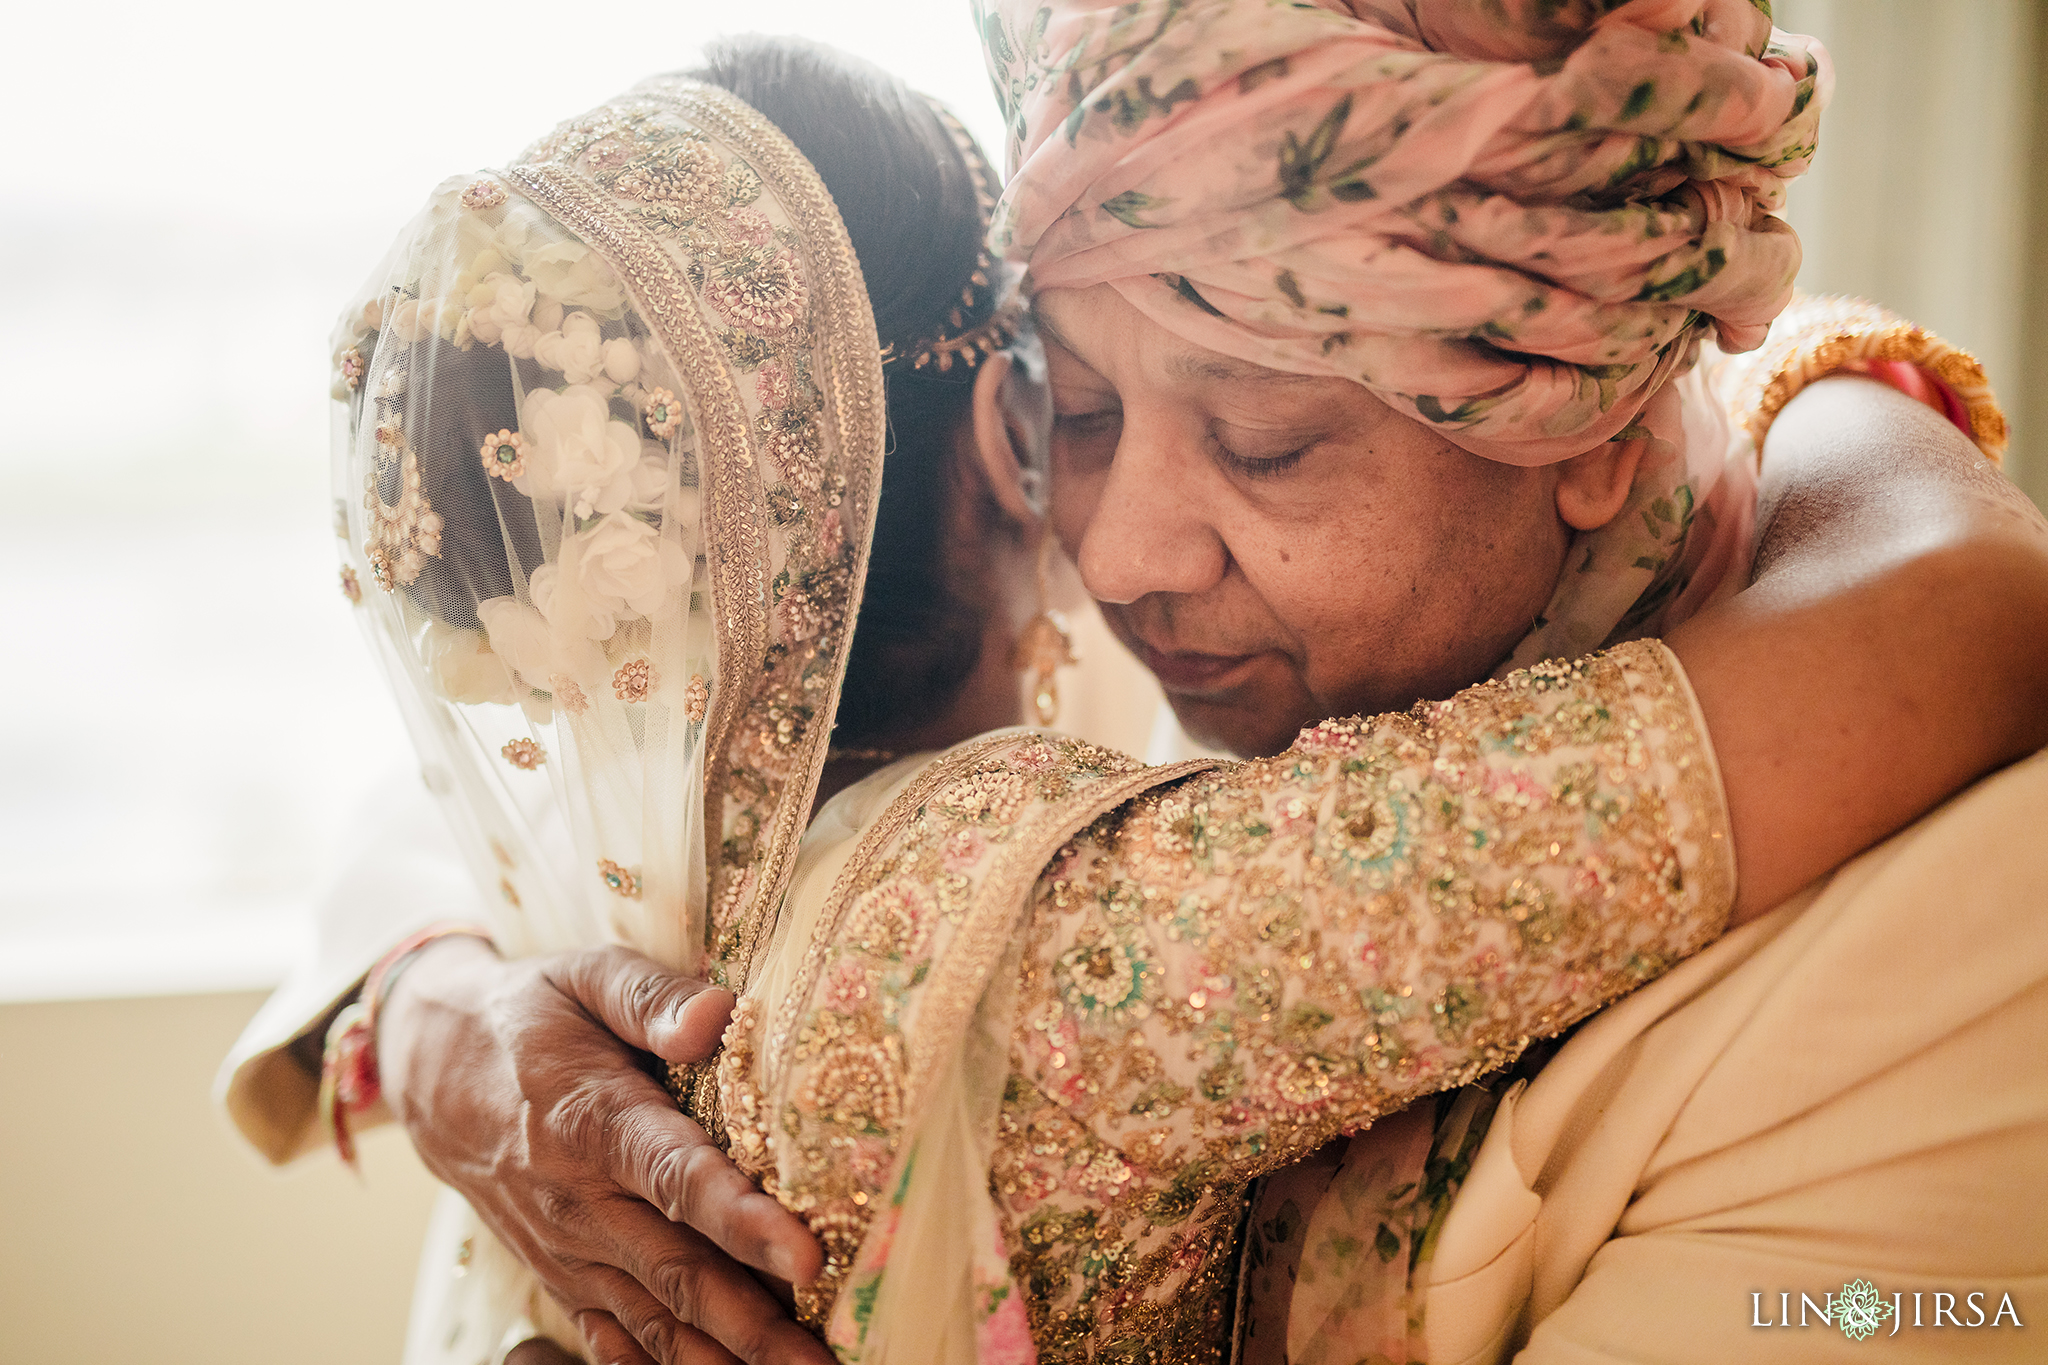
[1751,1279,2025,1340]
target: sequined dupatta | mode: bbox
[332,76,883,986]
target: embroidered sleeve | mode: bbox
[1711,293,2007,464]
[719,641,1731,1356]
[1003,636,1730,1176]
[989,641,1731,1358]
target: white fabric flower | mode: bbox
[627,448,674,512]
[534,312,608,384]
[568,513,691,621]
[476,597,608,691]
[466,272,537,347]
[422,622,522,705]
[390,296,457,344]
[500,320,543,360]
[527,239,625,315]
[452,202,548,281]
[602,337,641,385]
[519,383,641,516]
[528,563,617,643]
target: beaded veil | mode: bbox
[331,77,884,984]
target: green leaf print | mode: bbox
[1157,272,1226,317]
[1099,75,1201,134]
[1375,1222,1402,1262]
[1415,393,1484,426]
[981,7,1014,64]
[1328,157,1379,202]
[1279,94,1353,207]
[1633,246,1728,303]
[1101,189,1170,228]
[1239,56,1289,94]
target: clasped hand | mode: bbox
[376,938,831,1365]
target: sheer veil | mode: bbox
[332,77,884,996]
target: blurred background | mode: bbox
[0,0,2039,1359]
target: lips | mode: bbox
[1131,641,1266,694]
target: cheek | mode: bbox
[1048,450,1106,562]
[1247,477,1565,712]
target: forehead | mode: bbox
[1033,284,1387,437]
[1034,286,1321,388]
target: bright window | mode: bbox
[0,0,1000,1000]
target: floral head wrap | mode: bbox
[984,0,1831,465]
[332,77,883,985]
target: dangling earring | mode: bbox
[1013,534,1078,727]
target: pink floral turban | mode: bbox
[984,0,1832,464]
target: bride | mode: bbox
[226,26,2045,1365]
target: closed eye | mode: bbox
[1054,409,1121,439]
[1213,437,1310,480]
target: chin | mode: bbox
[1168,695,1306,760]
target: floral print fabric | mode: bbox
[980,0,1831,466]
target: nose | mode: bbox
[1074,416,1229,606]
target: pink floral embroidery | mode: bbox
[598,859,641,899]
[643,386,683,439]
[613,658,654,703]
[479,429,526,481]
[724,206,775,246]
[338,565,362,604]
[585,137,633,170]
[339,346,366,391]
[613,140,723,206]
[704,248,808,334]
[500,738,546,770]
[549,674,590,716]
[940,827,989,874]
[823,958,870,1014]
[755,360,793,409]
[684,673,709,723]
[459,179,507,211]
[976,1270,1037,1365]
[846,1137,893,1190]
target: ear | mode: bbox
[969,337,1054,528]
[1553,433,1648,531]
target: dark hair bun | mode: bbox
[686,35,998,744]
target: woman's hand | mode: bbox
[376,937,831,1365]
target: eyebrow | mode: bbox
[1031,301,1319,387]
[1165,352,1321,386]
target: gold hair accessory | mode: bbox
[880,100,1023,374]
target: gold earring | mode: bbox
[1013,535,1078,727]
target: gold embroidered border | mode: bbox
[504,158,767,963]
[899,756,1215,1120]
[1627,639,1736,944]
[762,729,1033,1095]
[509,78,887,991]
[640,79,888,991]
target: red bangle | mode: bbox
[317,922,493,1169]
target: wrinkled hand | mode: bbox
[377,938,829,1365]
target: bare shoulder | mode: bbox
[1755,374,2047,582]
